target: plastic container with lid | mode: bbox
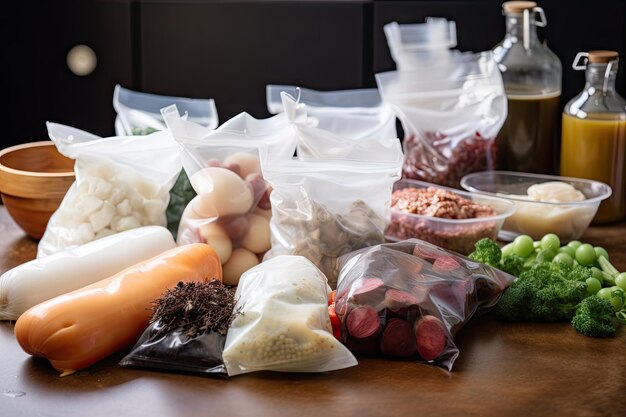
[560,50,626,224]
[492,1,562,174]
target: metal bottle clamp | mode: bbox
[523,7,547,50]
[572,52,619,94]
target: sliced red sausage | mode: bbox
[415,315,447,361]
[380,318,416,358]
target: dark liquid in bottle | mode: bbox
[496,92,561,174]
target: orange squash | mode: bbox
[14,243,222,376]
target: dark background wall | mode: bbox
[4,0,625,146]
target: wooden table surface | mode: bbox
[1,206,625,417]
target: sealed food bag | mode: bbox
[276,92,400,161]
[266,85,397,143]
[261,138,403,288]
[113,84,218,136]
[37,123,181,258]
[163,104,297,285]
[113,85,219,237]
[384,18,461,70]
[334,239,514,370]
[376,52,507,188]
[120,280,237,377]
[222,255,357,376]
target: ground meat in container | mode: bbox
[386,186,498,255]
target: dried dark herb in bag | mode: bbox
[120,280,238,376]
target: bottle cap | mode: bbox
[588,50,619,63]
[503,1,537,13]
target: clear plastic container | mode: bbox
[560,50,626,224]
[385,179,515,255]
[492,1,562,174]
[460,171,612,241]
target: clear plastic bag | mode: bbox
[334,239,514,370]
[261,132,403,288]
[163,104,297,284]
[266,85,397,143]
[376,52,507,188]
[37,123,181,258]
[113,84,218,136]
[222,255,358,376]
[276,92,400,161]
[384,18,459,70]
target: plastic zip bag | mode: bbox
[222,255,358,376]
[384,18,460,70]
[261,132,403,288]
[37,123,181,258]
[275,92,400,161]
[163,104,297,284]
[335,239,514,370]
[113,84,218,136]
[266,85,397,143]
[376,52,507,187]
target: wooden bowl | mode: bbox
[0,141,75,239]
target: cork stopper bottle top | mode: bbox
[503,1,538,13]
[588,50,619,63]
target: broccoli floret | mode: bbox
[494,280,533,321]
[494,261,591,323]
[571,296,617,338]
[469,238,501,266]
[500,255,524,276]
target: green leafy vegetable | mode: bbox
[166,170,197,238]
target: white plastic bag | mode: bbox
[376,52,507,187]
[384,18,460,70]
[113,84,218,136]
[261,132,403,288]
[222,255,358,376]
[266,85,397,143]
[37,123,181,258]
[163,104,297,284]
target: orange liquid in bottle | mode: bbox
[560,113,626,223]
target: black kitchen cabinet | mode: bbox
[5,0,133,147]
[137,0,369,122]
[4,0,625,146]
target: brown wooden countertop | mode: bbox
[1,206,625,417]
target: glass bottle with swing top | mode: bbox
[492,1,562,174]
[561,50,626,224]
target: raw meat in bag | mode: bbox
[376,52,507,187]
[335,239,514,370]
[37,123,181,258]
[222,255,357,376]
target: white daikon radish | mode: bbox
[0,226,176,321]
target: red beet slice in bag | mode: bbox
[380,318,417,358]
[413,244,443,261]
[346,305,382,340]
[352,277,386,306]
[415,315,447,361]
[432,256,461,273]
